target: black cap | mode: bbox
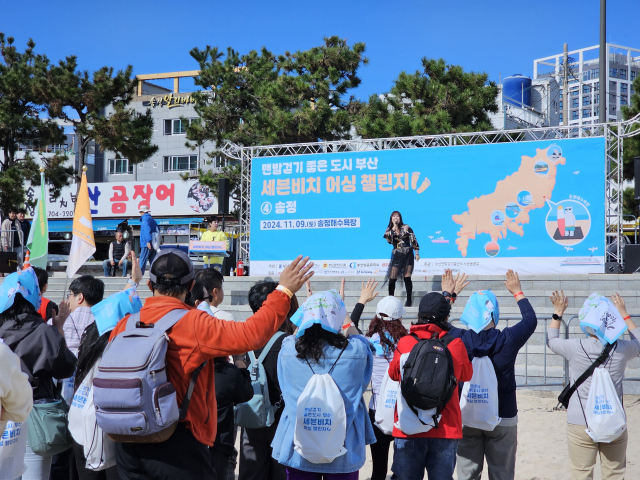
[418,292,451,321]
[149,249,194,286]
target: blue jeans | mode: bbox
[103,259,129,277]
[391,437,459,480]
[139,246,156,276]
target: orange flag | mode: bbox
[67,168,96,278]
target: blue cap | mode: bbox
[0,268,41,314]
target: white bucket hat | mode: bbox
[376,296,406,321]
[139,205,151,213]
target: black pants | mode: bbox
[210,448,230,480]
[73,441,119,480]
[116,423,216,480]
[238,423,286,480]
[368,409,394,480]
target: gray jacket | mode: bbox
[547,327,640,425]
[1,218,22,249]
[0,314,77,401]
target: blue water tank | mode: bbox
[503,74,532,107]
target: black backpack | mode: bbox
[400,332,458,428]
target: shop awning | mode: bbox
[127,217,204,226]
[47,219,128,233]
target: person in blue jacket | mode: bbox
[271,290,375,480]
[440,269,537,480]
[138,205,158,275]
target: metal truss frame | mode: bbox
[222,115,640,271]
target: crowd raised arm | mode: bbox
[1,260,639,480]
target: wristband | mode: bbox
[128,278,139,287]
[342,322,355,330]
[623,315,631,321]
[276,285,293,299]
[513,291,524,298]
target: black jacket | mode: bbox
[213,358,253,456]
[0,314,77,400]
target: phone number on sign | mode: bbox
[260,218,360,230]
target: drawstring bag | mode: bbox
[374,371,398,435]
[460,357,501,431]
[0,420,28,479]
[583,367,626,443]
[293,346,348,464]
[394,353,439,435]
[69,364,116,471]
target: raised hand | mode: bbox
[52,299,70,335]
[279,256,314,294]
[441,269,455,293]
[550,290,568,316]
[611,293,628,318]
[306,279,313,298]
[358,278,379,305]
[454,272,470,295]
[504,270,523,297]
[339,278,346,300]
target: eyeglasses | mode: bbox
[66,292,78,300]
[207,295,214,303]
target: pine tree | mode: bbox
[354,58,499,138]
[0,33,74,214]
[46,58,158,181]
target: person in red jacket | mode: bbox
[388,292,472,480]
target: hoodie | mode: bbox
[448,298,537,420]
[0,314,77,401]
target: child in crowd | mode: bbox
[271,290,375,480]
[547,291,640,480]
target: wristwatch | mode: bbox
[552,313,562,321]
[442,291,457,299]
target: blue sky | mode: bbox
[1,0,637,101]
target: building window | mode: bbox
[610,106,617,115]
[559,100,563,108]
[163,118,195,136]
[572,110,579,120]
[163,155,198,172]
[610,68,618,78]
[592,68,599,77]
[632,71,637,80]
[596,93,600,104]
[583,84,591,94]
[583,109,591,118]
[594,107,599,117]
[619,69,627,80]
[583,96,591,106]
[621,96,628,106]
[571,90,579,96]
[559,113,563,122]
[583,71,590,81]
[109,158,133,175]
[594,82,599,91]
[621,83,628,94]
[572,98,579,108]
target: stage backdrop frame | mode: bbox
[222,114,640,274]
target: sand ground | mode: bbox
[233,389,640,480]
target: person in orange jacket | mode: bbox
[109,250,313,480]
[388,292,473,480]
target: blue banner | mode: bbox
[250,138,605,275]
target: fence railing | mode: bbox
[358,313,640,389]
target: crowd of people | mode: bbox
[0,252,638,480]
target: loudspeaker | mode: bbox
[605,262,622,274]
[218,178,230,215]
[624,244,640,273]
[635,157,640,199]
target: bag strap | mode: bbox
[179,360,207,421]
[328,343,349,375]
[125,309,189,333]
[560,341,615,407]
[256,331,285,366]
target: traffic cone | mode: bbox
[23,250,31,270]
